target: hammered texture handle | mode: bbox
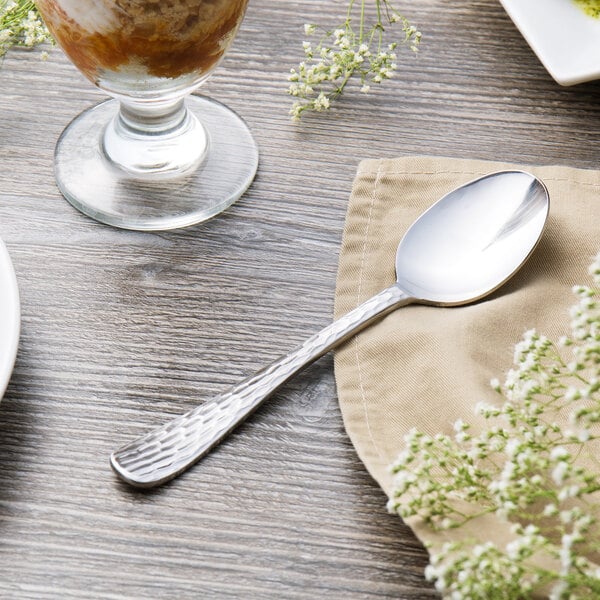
[110,284,412,487]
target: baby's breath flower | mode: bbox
[0,0,52,59]
[389,253,600,598]
[543,503,559,517]
[288,0,421,120]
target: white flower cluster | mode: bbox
[388,252,600,599]
[422,537,543,598]
[288,0,421,120]
[0,0,52,59]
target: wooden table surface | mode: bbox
[0,1,598,598]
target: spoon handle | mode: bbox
[110,284,412,487]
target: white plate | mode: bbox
[0,238,20,401]
[499,0,600,85]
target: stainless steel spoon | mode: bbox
[111,170,549,488]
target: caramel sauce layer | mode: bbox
[37,0,248,82]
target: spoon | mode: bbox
[111,170,549,488]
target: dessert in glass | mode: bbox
[36,0,258,230]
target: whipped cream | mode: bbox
[52,0,121,34]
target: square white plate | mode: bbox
[499,0,600,85]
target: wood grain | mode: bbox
[0,0,599,597]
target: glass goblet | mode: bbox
[36,0,258,231]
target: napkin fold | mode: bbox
[333,156,600,573]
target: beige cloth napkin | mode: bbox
[333,156,600,569]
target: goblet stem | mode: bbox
[102,97,208,180]
[120,98,188,133]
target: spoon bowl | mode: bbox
[396,170,549,304]
[111,170,549,488]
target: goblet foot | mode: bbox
[54,96,258,231]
